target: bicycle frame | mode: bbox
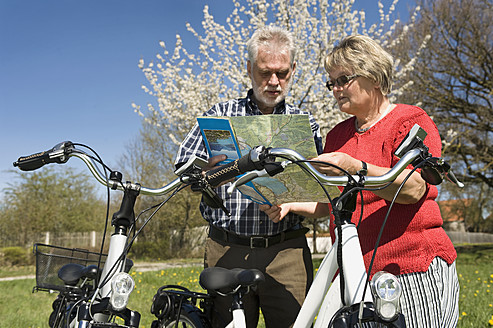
[295,222,369,327]
[203,125,461,327]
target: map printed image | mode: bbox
[197,114,339,205]
[229,115,338,204]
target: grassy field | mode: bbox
[1,244,492,327]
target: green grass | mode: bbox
[1,245,492,328]
[454,245,493,327]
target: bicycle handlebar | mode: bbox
[13,142,184,196]
[205,147,425,190]
[13,124,463,202]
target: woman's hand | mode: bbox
[312,152,361,175]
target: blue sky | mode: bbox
[0,0,414,194]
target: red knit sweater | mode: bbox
[324,104,457,277]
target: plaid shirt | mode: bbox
[175,90,322,236]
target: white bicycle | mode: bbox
[158,123,462,328]
[14,141,216,327]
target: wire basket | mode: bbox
[33,243,106,292]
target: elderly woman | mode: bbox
[261,35,459,327]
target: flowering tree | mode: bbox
[133,0,424,143]
[126,0,427,246]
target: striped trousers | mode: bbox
[398,257,460,328]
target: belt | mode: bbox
[208,224,309,248]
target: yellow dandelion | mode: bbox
[475,270,479,274]
[489,315,493,325]
[462,312,467,316]
[139,272,143,275]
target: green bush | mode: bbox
[1,247,32,266]
[128,239,171,261]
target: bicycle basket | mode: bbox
[33,243,106,292]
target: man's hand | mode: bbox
[203,154,234,186]
[259,204,291,223]
[203,154,228,172]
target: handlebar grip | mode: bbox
[205,154,257,187]
[13,141,73,171]
[13,151,51,171]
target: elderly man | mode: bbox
[175,25,322,328]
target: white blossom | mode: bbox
[136,0,423,144]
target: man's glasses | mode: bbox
[326,74,359,91]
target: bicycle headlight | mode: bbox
[370,271,402,321]
[109,272,135,311]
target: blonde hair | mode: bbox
[247,25,296,66]
[324,35,394,95]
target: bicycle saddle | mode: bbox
[58,263,100,286]
[199,267,265,294]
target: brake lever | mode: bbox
[227,161,288,194]
[443,166,464,187]
[201,184,231,217]
[227,170,265,194]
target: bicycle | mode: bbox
[149,124,462,328]
[13,123,462,328]
[14,142,263,328]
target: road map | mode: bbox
[197,114,339,205]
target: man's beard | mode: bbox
[252,77,293,109]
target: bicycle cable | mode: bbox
[357,160,426,323]
[72,143,114,291]
[94,183,185,293]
